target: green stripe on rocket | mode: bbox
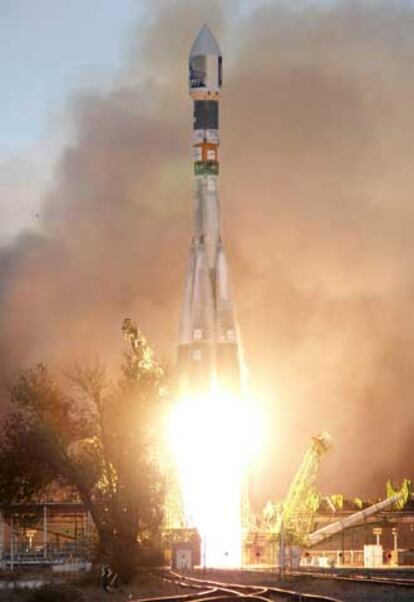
[194,161,219,175]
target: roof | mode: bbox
[190,24,221,57]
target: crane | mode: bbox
[277,432,331,540]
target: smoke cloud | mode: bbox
[1,0,413,501]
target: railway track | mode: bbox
[290,568,414,588]
[136,569,344,602]
[235,567,414,601]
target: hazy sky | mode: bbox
[0,0,141,150]
[0,0,143,240]
[0,0,265,239]
[0,0,333,152]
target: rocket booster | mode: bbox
[177,25,241,395]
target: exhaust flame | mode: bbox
[168,389,262,567]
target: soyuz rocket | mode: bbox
[177,25,241,395]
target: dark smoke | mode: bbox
[1,1,413,501]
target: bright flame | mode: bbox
[167,389,263,567]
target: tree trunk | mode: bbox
[110,533,139,582]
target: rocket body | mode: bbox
[177,25,241,395]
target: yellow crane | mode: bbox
[277,432,331,540]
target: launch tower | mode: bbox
[177,24,241,395]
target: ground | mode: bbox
[0,570,183,602]
[199,568,414,602]
[1,568,414,602]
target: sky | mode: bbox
[0,0,334,153]
[0,0,141,150]
[0,0,273,240]
[1,0,414,500]
[0,0,142,240]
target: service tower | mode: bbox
[177,24,241,395]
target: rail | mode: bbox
[290,568,414,588]
[135,569,345,602]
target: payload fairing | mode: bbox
[177,25,241,395]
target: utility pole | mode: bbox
[10,517,14,571]
[279,517,286,580]
[0,513,4,565]
[373,527,382,546]
[43,505,48,561]
[392,528,398,566]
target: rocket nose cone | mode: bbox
[190,23,221,57]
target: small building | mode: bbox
[171,541,200,570]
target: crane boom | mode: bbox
[306,492,403,547]
[278,432,331,538]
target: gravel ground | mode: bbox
[0,571,185,602]
[193,568,414,602]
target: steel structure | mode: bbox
[164,475,187,531]
[0,503,93,568]
[278,433,331,538]
[307,492,403,547]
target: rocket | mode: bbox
[177,24,241,395]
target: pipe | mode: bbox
[307,493,402,547]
